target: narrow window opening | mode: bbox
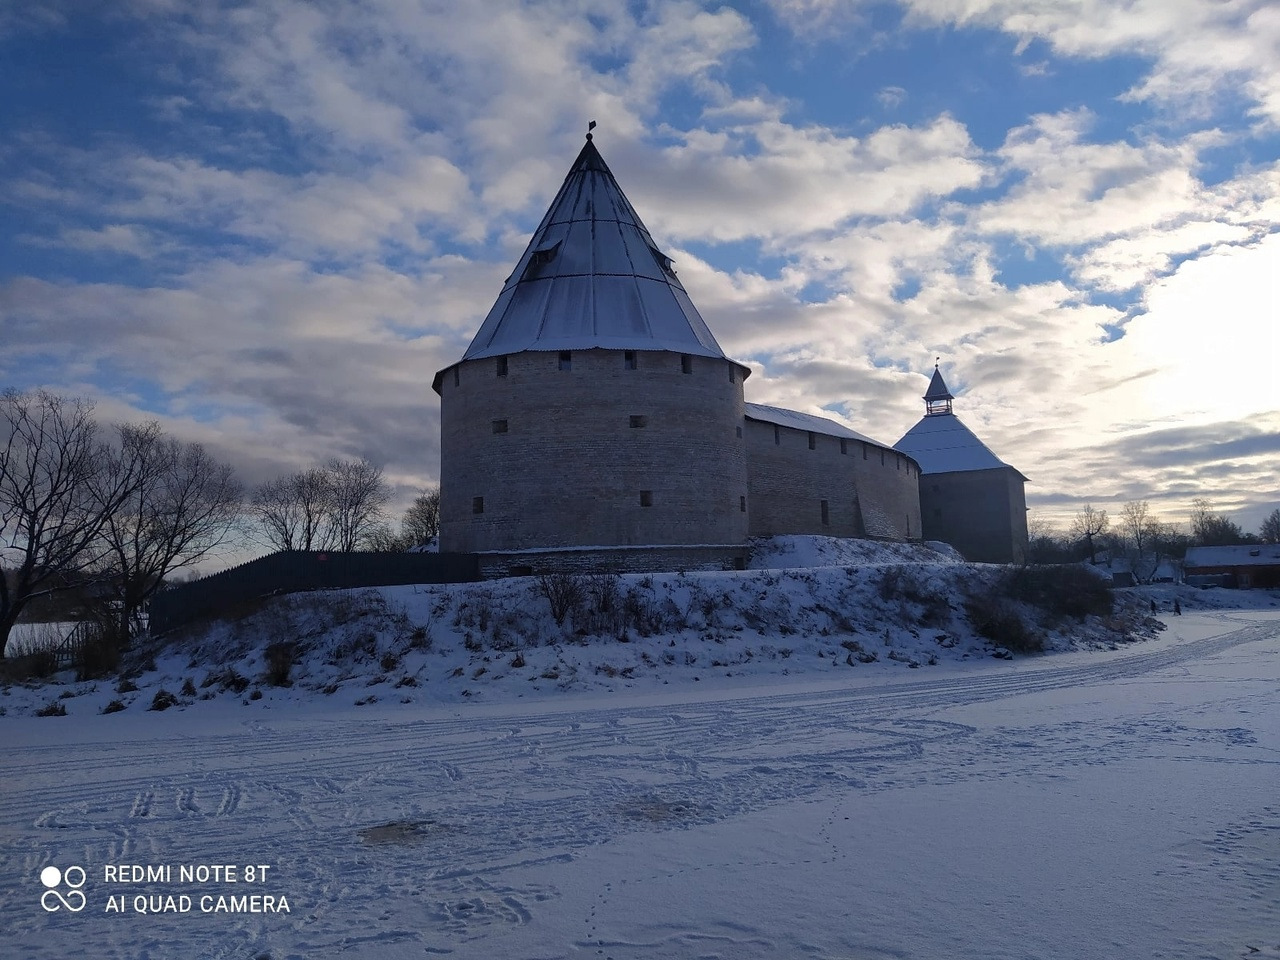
[740,495,747,513]
[840,438,848,455]
[896,453,901,470]
[472,496,484,515]
[629,415,647,428]
[624,351,637,370]
[558,351,572,371]
[681,354,693,375]
[492,419,508,434]
[774,424,780,446]
[496,356,508,377]
[728,366,736,383]
[736,426,743,439]
[820,500,830,526]
[808,431,816,450]
[453,367,460,387]
[639,490,653,507]
[863,443,868,460]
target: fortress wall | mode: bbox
[743,419,862,537]
[744,419,922,541]
[850,441,923,541]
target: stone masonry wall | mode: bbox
[918,467,1025,562]
[438,349,750,552]
[851,436,924,540]
[744,418,921,541]
[477,544,748,579]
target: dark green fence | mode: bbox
[149,551,480,634]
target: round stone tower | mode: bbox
[432,134,751,555]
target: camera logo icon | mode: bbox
[40,866,87,913]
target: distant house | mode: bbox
[1184,545,1280,588]
[894,365,1028,564]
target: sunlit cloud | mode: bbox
[2,0,1278,550]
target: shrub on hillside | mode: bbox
[76,620,128,681]
[877,566,951,627]
[964,595,1044,654]
[149,689,179,711]
[1002,565,1113,620]
[264,642,296,687]
[102,699,127,714]
[537,573,585,626]
[0,650,59,682]
[35,700,67,717]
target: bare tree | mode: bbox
[326,458,389,552]
[251,467,334,552]
[1025,514,1072,564]
[1190,497,1247,546]
[402,486,441,546]
[1120,500,1153,557]
[1070,504,1109,564]
[1120,500,1172,583]
[0,390,140,652]
[1261,508,1280,544]
[98,425,243,638]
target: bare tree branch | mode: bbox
[0,389,140,651]
[98,424,243,637]
[326,458,389,552]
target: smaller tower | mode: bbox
[894,363,1027,563]
[923,361,953,416]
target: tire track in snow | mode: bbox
[5,615,1275,958]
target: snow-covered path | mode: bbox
[4,609,1279,959]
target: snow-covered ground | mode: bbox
[3,542,1279,958]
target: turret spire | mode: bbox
[923,361,954,416]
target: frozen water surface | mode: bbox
[2,608,1278,959]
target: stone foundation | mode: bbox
[476,543,749,579]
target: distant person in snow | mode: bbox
[1150,599,1157,614]
[1174,599,1182,616]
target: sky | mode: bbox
[1,0,1277,546]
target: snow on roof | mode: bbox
[454,136,733,369]
[744,403,891,449]
[893,412,1024,477]
[1185,545,1280,568]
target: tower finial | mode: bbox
[586,119,596,141]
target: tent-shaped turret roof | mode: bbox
[450,129,736,372]
[894,365,1027,478]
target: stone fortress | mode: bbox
[432,132,1024,574]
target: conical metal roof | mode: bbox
[894,412,1019,476]
[924,365,954,402]
[457,135,732,364]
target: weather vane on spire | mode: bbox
[586,119,596,141]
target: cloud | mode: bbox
[628,114,985,243]
[876,86,908,110]
[3,0,1279,550]
[890,0,1280,126]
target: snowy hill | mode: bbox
[0,538,1184,719]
